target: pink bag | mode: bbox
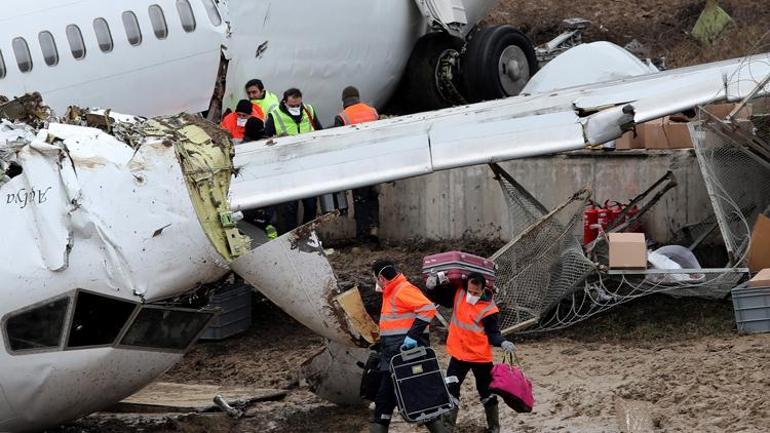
[489,353,534,413]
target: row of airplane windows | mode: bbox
[0,0,222,79]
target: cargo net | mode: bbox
[694,97,770,266]
[489,167,597,334]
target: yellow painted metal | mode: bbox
[152,114,250,261]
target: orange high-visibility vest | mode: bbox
[250,103,266,121]
[339,102,379,126]
[446,289,500,363]
[379,274,436,337]
[220,112,250,140]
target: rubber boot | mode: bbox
[441,408,459,433]
[484,402,500,433]
[425,418,449,433]
[369,423,388,433]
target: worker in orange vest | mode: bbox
[220,99,265,144]
[370,259,447,433]
[426,271,516,433]
[334,86,381,242]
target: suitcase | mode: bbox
[421,251,496,290]
[390,346,454,423]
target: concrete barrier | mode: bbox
[319,149,711,243]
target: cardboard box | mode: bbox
[749,268,770,288]
[748,214,770,272]
[641,116,695,149]
[615,130,644,150]
[608,233,647,269]
[635,118,664,149]
[702,102,752,120]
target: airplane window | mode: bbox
[122,11,143,46]
[148,5,169,39]
[38,31,59,67]
[176,0,197,33]
[0,50,6,78]
[66,292,136,348]
[200,0,222,26]
[5,298,70,352]
[120,307,213,351]
[12,38,32,73]
[93,18,114,53]
[66,25,87,60]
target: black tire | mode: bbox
[403,33,464,112]
[462,25,538,102]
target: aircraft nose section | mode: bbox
[0,349,181,432]
[231,219,379,348]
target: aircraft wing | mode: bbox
[230,52,770,211]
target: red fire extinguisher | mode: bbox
[583,202,600,245]
[604,200,624,228]
[597,205,610,232]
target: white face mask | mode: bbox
[465,292,481,305]
[287,106,302,116]
[236,117,248,127]
[375,281,383,293]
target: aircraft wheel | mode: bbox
[403,33,465,112]
[462,25,538,102]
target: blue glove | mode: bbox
[401,336,418,350]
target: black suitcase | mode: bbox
[389,346,454,423]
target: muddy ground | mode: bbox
[48,240,770,433]
[489,0,770,68]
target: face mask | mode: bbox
[236,117,248,127]
[466,292,481,305]
[375,281,383,293]
[287,106,302,116]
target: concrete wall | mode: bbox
[319,149,711,243]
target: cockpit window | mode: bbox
[12,38,33,73]
[66,291,137,348]
[122,11,143,46]
[5,297,70,352]
[120,307,213,351]
[200,0,222,26]
[149,5,169,39]
[176,0,197,33]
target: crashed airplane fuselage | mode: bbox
[0,0,499,124]
[2,43,770,431]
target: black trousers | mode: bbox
[278,198,318,233]
[446,357,497,406]
[353,186,379,239]
[373,369,398,426]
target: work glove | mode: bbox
[501,341,516,353]
[426,275,438,290]
[401,336,418,351]
[437,271,449,285]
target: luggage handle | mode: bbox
[400,346,427,361]
[504,352,523,368]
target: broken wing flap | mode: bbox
[153,114,250,262]
[232,217,379,348]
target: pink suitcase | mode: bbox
[421,251,496,290]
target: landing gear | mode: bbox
[402,32,465,112]
[462,25,538,102]
[395,25,537,113]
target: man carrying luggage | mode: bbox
[426,272,517,433]
[371,260,447,433]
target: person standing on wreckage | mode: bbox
[426,271,517,433]
[371,259,449,433]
